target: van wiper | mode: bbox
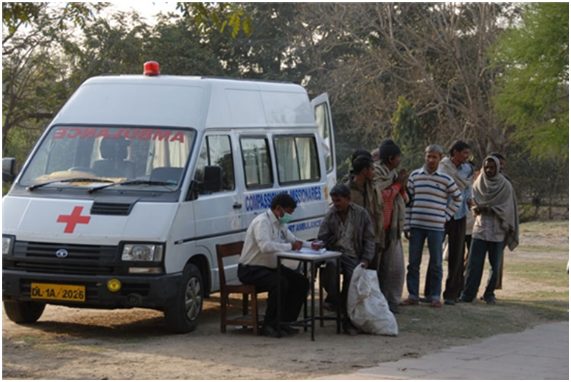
[88,180,177,194]
[28,177,115,191]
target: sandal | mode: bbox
[400,298,419,306]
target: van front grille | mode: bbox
[5,241,118,275]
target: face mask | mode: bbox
[279,212,294,225]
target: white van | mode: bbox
[2,62,336,333]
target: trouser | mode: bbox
[496,255,504,289]
[377,234,405,307]
[320,255,361,321]
[461,238,504,301]
[238,264,309,328]
[407,228,444,301]
[424,219,467,300]
[464,234,472,266]
[443,217,467,300]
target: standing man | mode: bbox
[490,151,510,290]
[438,140,473,305]
[460,156,519,304]
[238,193,310,337]
[318,184,376,335]
[402,145,462,308]
[373,139,409,313]
[347,155,382,268]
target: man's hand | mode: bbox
[360,259,369,268]
[404,230,410,240]
[397,169,408,186]
[291,240,303,251]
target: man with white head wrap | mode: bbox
[460,155,519,304]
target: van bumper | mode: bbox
[2,270,182,310]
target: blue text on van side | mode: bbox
[245,186,323,212]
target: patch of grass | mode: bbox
[508,260,569,288]
[516,244,568,253]
[397,296,568,341]
[519,220,569,233]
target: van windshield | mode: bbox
[19,126,196,192]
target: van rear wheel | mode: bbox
[3,300,46,324]
[164,263,203,333]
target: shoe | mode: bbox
[342,322,359,336]
[280,324,300,335]
[389,303,400,314]
[444,299,456,306]
[322,302,338,312]
[400,298,419,306]
[458,297,472,303]
[430,300,443,308]
[484,296,496,305]
[261,325,281,338]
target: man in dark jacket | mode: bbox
[318,184,376,335]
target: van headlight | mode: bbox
[121,243,164,262]
[2,235,14,255]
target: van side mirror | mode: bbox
[3,158,16,182]
[203,165,222,193]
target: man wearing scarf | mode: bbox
[460,156,519,304]
[436,140,473,305]
[373,139,408,313]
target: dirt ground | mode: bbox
[2,221,568,379]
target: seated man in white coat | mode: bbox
[238,193,310,337]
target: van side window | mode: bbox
[240,137,273,189]
[194,135,235,192]
[274,135,320,184]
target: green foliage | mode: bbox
[146,18,224,76]
[175,2,252,38]
[491,3,569,159]
[2,3,41,34]
[391,97,425,170]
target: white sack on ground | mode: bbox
[347,266,398,336]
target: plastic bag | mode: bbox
[347,266,398,336]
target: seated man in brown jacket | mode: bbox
[318,184,376,335]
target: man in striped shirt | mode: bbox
[402,144,462,308]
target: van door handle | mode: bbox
[233,202,242,209]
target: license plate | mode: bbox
[30,283,86,302]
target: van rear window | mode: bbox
[274,135,320,185]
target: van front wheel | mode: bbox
[3,300,46,324]
[164,263,203,333]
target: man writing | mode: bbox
[238,193,310,337]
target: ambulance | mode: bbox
[2,61,336,333]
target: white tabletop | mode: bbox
[277,250,342,261]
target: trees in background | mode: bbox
[491,2,569,160]
[2,2,568,208]
[2,2,108,161]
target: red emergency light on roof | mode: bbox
[143,61,160,76]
